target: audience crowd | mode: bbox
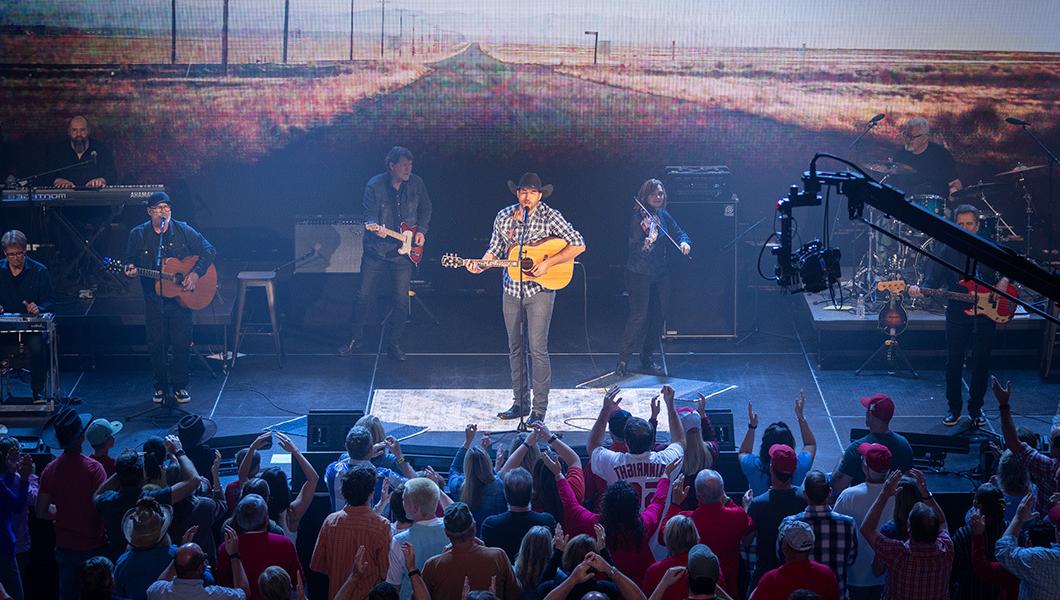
[3,378,1060,600]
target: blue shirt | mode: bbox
[323,455,406,512]
[995,534,1060,600]
[739,451,814,496]
[446,447,508,533]
[115,544,176,600]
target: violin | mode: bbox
[638,199,660,250]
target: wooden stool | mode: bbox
[232,271,283,367]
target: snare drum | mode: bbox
[910,194,947,217]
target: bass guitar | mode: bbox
[877,279,1018,324]
[104,256,218,310]
[440,237,573,290]
[366,222,423,265]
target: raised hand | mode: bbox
[659,566,687,590]
[250,432,272,450]
[164,435,183,455]
[696,393,707,417]
[463,424,478,448]
[603,386,622,416]
[650,395,661,422]
[671,473,689,505]
[424,465,444,487]
[661,384,676,405]
[532,422,553,441]
[1016,492,1038,522]
[385,436,404,460]
[969,510,985,535]
[541,453,562,477]
[16,455,33,480]
[583,551,612,575]
[223,525,239,556]
[882,470,904,497]
[553,523,569,552]
[351,545,368,579]
[663,456,682,478]
[593,523,607,551]
[991,376,1012,408]
[182,525,199,544]
[275,432,297,453]
[795,390,806,421]
[908,468,930,498]
[571,561,595,584]
[747,401,759,429]
[401,541,417,571]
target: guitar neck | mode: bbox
[136,267,177,282]
[920,288,974,302]
[464,258,519,269]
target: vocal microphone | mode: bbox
[1006,117,1031,127]
[521,205,529,224]
[869,113,886,125]
[90,150,98,163]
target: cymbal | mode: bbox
[953,182,1005,198]
[864,161,915,175]
[996,164,1046,177]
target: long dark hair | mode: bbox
[757,422,796,474]
[599,480,644,550]
[532,459,564,524]
[975,483,1007,543]
[636,179,667,211]
[142,436,166,484]
[891,478,919,540]
[260,467,293,522]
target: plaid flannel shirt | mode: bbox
[1014,442,1060,514]
[994,534,1060,600]
[486,202,585,299]
[780,506,859,600]
[873,528,954,600]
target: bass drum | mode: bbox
[909,194,948,218]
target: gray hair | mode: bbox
[1,230,27,250]
[235,494,269,532]
[997,450,1030,496]
[694,469,725,504]
[903,116,930,136]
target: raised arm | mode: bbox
[588,387,622,455]
[386,436,417,479]
[583,552,646,600]
[500,429,541,477]
[738,401,759,458]
[239,432,272,487]
[908,468,947,531]
[166,435,202,504]
[534,423,580,469]
[993,377,1021,453]
[794,391,817,460]
[860,470,902,547]
[276,433,319,524]
[662,385,685,448]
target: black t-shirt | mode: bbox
[0,257,52,314]
[42,138,117,187]
[747,487,807,584]
[894,142,959,200]
[481,510,556,563]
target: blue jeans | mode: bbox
[0,553,22,600]
[502,290,555,414]
[55,546,106,600]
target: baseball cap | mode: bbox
[146,191,172,208]
[780,519,815,552]
[858,443,893,473]
[444,502,474,534]
[686,544,720,582]
[677,408,701,433]
[860,393,895,421]
[768,444,798,475]
[608,409,632,438]
[86,418,123,447]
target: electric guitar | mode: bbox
[440,237,574,291]
[104,256,218,310]
[366,222,423,265]
[877,279,1018,324]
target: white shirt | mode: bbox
[833,481,894,587]
[146,578,246,600]
[591,444,683,507]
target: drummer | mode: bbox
[0,230,53,402]
[894,117,963,207]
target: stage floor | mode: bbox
[11,291,1054,480]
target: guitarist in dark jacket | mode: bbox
[910,204,1008,428]
[340,146,432,361]
[124,192,216,405]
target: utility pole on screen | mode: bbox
[170,0,177,64]
[282,0,290,64]
[221,0,230,75]
[379,0,385,59]
[584,30,598,65]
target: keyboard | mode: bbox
[1,185,165,207]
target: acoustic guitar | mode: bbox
[877,279,1018,324]
[440,237,574,290]
[104,256,218,310]
[366,222,423,265]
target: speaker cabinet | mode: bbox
[295,215,364,273]
[663,196,739,338]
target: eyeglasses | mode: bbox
[4,251,25,258]
[148,205,171,213]
[901,132,926,140]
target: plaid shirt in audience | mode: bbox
[873,528,953,600]
[1014,442,1060,513]
[780,506,859,600]
[994,534,1060,600]
[485,202,585,299]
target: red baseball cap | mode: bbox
[858,443,893,473]
[768,444,798,475]
[860,394,895,422]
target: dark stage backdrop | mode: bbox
[1,1,1058,301]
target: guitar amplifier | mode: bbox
[306,408,364,451]
[294,215,364,274]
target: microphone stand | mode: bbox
[848,120,880,151]
[13,156,97,188]
[1014,124,1059,255]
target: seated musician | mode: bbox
[0,230,53,402]
[44,115,116,189]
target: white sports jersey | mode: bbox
[591,444,684,508]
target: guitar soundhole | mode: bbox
[520,257,534,271]
[173,272,184,284]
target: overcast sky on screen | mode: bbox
[3,0,1058,51]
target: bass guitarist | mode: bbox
[124,192,216,405]
[340,146,431,361]
[466,173,585,424]
[909,204,1008,428]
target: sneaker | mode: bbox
[971,413,988,428]
[174,389,191,404]
[387,345,407,362]
[497,404,531,420]
[527,411,546,425]
[640,357,664,374]
[153,389,165,404]
[615,361,628,376]
[942,411,960,427]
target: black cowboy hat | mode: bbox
[170,414,217,447]
[41,407,93,450]
[507,173,553,199]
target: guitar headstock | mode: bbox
[440,254,465,269]
[102,257,126,273]
[876,280,907,293]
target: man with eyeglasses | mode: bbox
[893,117,963,204]
[0,229,53,402]
[124,192,215,405]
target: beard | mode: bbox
[71,137,88,153]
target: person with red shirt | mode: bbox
[751,520,838,600]
[659,468,751,594]
[216,494,302,600]
[36,408,108,600]
[642,515,729,600]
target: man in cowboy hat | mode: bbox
[36,407,108,600]
[172,414,218,478]
[124,190,216,406]
[114,497,176,600]
[465,173,586,424]
[340,145,432,361]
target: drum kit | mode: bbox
[853,159,1046,298]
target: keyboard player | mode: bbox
[44,115,116,189]
[0,230,52,402]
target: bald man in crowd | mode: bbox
[45,115,116,188]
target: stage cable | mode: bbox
[576,262,599,372]
[224,386,304,416]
